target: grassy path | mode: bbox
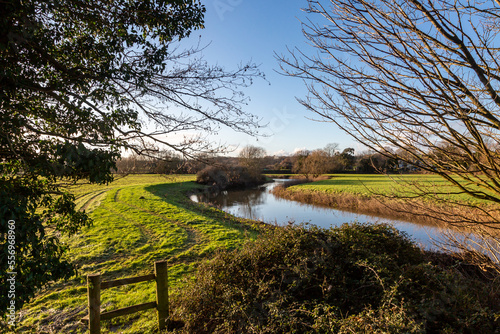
[16,175,261,334]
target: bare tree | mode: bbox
[306,149,331,177]
[292,149,312,178]
[324,143,340,157]
[238,145,267,178]
[279,0,500,266]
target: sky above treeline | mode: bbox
[178,0,362,156]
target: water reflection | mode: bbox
[192,185,266,217]
[216,187,267,218]
[192,180,446,249]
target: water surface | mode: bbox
[191,179,449,249]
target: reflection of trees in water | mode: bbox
[199,187,267,220]
[229,191,266,219]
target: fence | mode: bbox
[81,261,169,334]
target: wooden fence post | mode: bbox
[87,273,101,334]
[155,261,169,330]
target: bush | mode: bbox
[196,166,229,189]
[196,166,266,190]
[172,223,500,333]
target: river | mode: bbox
[191,179,451,249]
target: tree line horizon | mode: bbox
[114,143,422,176]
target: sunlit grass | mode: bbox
[290,174,492,205]
[18,174,261,334]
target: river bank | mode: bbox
[271,175,500,228]
[272,181,444,227]
[271,175,500,272]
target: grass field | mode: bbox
[287,174,492,205]
[269,173,500,232]
[16,175,261,334]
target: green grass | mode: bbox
[17,174,261,334]
[289,174,492,205]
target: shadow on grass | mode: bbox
[144,181,266,235]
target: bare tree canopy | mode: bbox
[238,145,266,177]
[279,0,500,211]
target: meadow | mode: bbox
[289,174,490,204]
[16,175,261,334]
[12,173,500,333]
[270,173,500,228]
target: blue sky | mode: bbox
[182,0,361,156]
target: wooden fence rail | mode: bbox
[81,261,169,334]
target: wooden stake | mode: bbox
[87,273,101,334]
[155,261,169,330]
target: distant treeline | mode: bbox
[115,144,419,176]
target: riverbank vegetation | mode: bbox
[195,146,270,191]
[173,223,500,333]
[196,166,267,191]
[272,174,500,274]
[271,174,492,217]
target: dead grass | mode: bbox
[272,185,430,225]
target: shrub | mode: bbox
[171,223,500,333]
[174,224,494,333]
[336,303,424,334]
[196,166,228,189]
[196,166,266,190]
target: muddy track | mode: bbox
[78,189,108,212]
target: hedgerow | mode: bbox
[172,223,500,333]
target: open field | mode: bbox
[290,174,492,205]
[272,174,500,230]
[16,175,261,334]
